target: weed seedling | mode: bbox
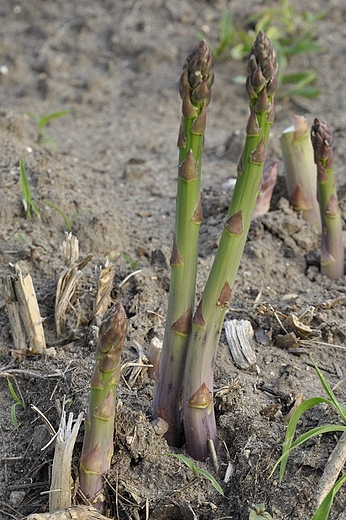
[160,453,224,495]
[249,504,273,520]
[270,357,346,519]
[28,109,71,149]
[120,252,141,270]
[19,156,40,219]
[15,233,46,261]
[7,379,25,429]
[43,200,87,232]
[205,0,327,98]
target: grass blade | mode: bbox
[311,357,346,422]
[19,156,31,218]
[160,453,224,495]
[10,404,19,429]
[198,468,224,495]
[269,397,331,479]
[30,200,41,218]
[275,423,346,481]
[39,110,72,128]
[312,473,346,520]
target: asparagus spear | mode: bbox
[311,118,344,280]
[80,303,128,512]
[182,31,278,460]
[252,160,278,219]
[152,41,214,446]
[280,114,322,234]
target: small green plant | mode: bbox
[204,0,327,98]
[270,357,346,519]
[28,109,71,149]
[15,233,46,261]
[249,504,273,520]
[120,251,141,270]
[161,453,224,495]
[19,156,40,219]
[211,11,236,59]
[43,200,87,232]
[7,379,25,429]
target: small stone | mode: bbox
[151,417,169,436]
[9,490,26,506]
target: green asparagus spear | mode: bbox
[252,160,278,219]
[311,118,344,280]
[280,114,322,234]
[80,303,128,512]
[182,31,278,460]
[153,41,214,446]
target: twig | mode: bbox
[315,431,346,507]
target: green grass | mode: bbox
[201,0,327,98]
[270,357,346,519]
[28,109,71,149]
[43,200,87,232]
[160,453,224,495]
[120,251,141,270]
[249,504,273,520]
[7,379,25,429]
[19,156,40,219]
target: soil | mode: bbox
[0,1,346,519]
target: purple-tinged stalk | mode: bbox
[80,303,128,512]
[252,160,279,219]
[182,31,278,461]
[280,114,322,234]
[311,118,344,280]
[153,41,214,446]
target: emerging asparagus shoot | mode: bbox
[311,118,344,280]
[280,115,322,234]
[181,30,278,460]
[80,303,128,512]
[152,41,214,446]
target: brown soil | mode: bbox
[0,1,346,519]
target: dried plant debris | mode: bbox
[55,234,92,337]
[50,411,84,512]
[92,262,115,325]
[225,319,257,369]
[4,264,46,355]
[23,505,109,519]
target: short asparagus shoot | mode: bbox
[280,115,322,234]
[80,303,128,512]
[311,118,344,280]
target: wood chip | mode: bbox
[225,319,256,369]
